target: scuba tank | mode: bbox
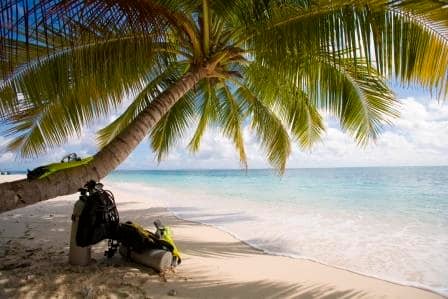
[118,246,173,272]
[154,219,181,266]
[117,220,181,272]
[68,188,91,266]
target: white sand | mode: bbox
[0,175,444,298]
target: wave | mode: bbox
[105,178,448,297]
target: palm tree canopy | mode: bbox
[1,0,447,172]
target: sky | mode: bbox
[0,86,447,171]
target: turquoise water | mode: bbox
[107,167,448,295]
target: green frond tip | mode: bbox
[236,86,291,173]
[218,84,248,169]
[311,58,400,145]
[2,37,161,158]
[278,91,325,150]
[150,91,196,162]
[188,80,219,153]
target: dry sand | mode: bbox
[0,175,444,299]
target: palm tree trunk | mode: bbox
[0,66,209,213]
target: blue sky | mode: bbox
[1,86,447,171]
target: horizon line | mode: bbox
[115,164,448,171]
[3,164,447,173]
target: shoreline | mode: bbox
[0,175,445,298]
[107,178,448,298]
[169,211,447,298]
[168,209,447,298]
[154,191,448,299]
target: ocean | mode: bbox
[106,166,448,295]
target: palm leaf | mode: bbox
[369,3,448,98]
[97,61,189,148]
[245,52,398,145]
[236,86,291,173]
[309,57,399,144]
[217,84,247,168]
[4,99,78,157]
[150,90,196,162]
[187,79,219,152]
[0,0,172,79]
[1,38,169,157]
[241,63,325,150]
[279,91,325,150]
[246,0,448,98]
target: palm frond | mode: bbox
[97,62,189,148]
[187,79,219,152]
[0,37,169,157]
[246,51,398,145]
[247,0,448,98]
[310,57,399,144]
[0,0,172,79]
[4,97,80,157]
[369,2,448,98]
[217,84,247,168]
[236,86,291,173]
[279,90,325,150]
[242,63,326,150]
[150,90,196,162]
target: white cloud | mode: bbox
[282,97,448,168]
[1,96,448,171]
[0,152,14,163]
[121,96,448,169]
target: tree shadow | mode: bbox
[0,202,432,299]
[0,248,370,299]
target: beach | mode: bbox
[0,174,444,298]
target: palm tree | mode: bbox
[0,0,447,212]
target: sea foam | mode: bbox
[107,167,448,296]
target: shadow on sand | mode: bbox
[0,204,370,298]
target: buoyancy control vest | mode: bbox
[116,221,181,265]
[76,181,120,247]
